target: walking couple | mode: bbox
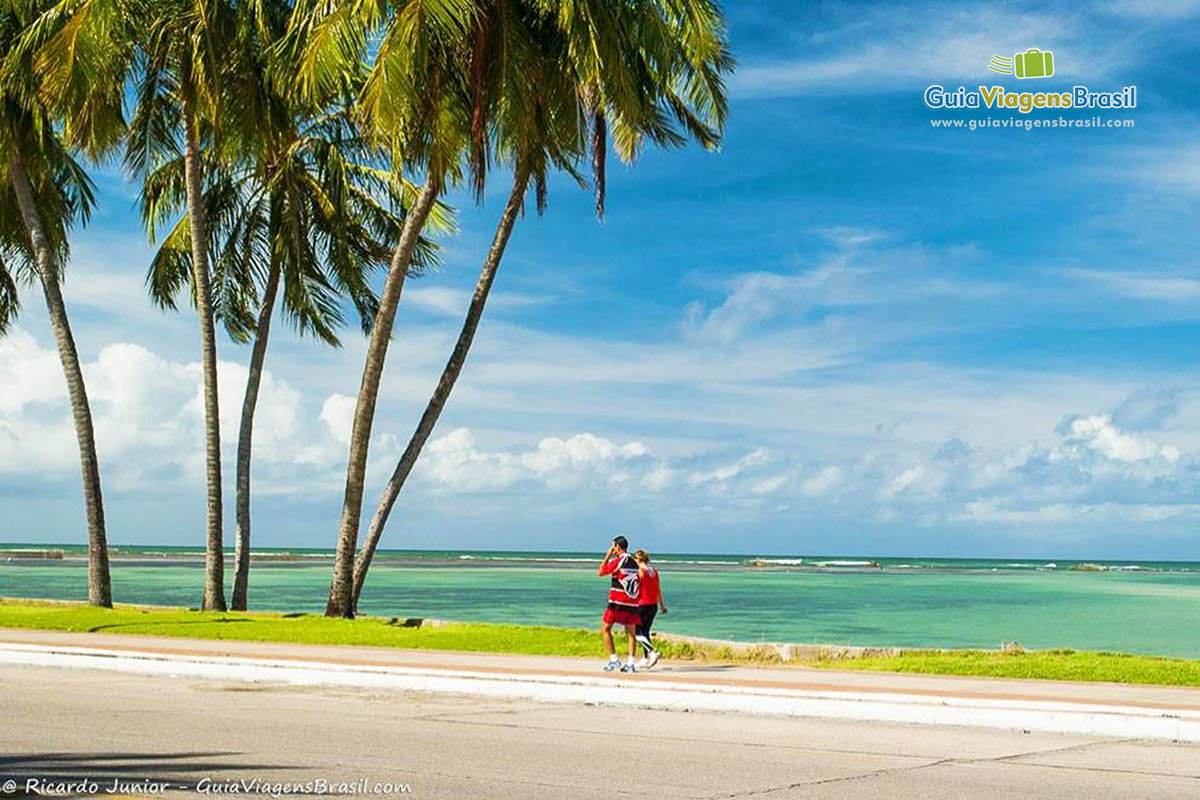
[597,535,668,673]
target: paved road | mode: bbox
[3,663,1199,799]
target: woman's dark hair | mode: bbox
[612,535,629,551]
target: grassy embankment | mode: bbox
[1,598,1198,687]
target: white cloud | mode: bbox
[1104,0,1200,19]
[1057,414,1179,464]
[59,236,179,329]
[683,267,846,344]
[0,328,315,489]
[1121,144,1200,196]
[7,200,1200,553]
[0,329,64,414]
[679,236,1004,347]
[320,394,356,445]
[731,7,1120,98]
[957,500,1200,525]
[404,286,548,317]
[642,464,676,492]
[751,474,789,495]
[5,308,1200,550]
[404,287,471,316]
[687,448,771,485]
[1112,388,1182,431]
[417,428,653,493]
[1065,268,1200,302]
[880,465,926,499]
[802,466,845,497]
[811,227,887,250]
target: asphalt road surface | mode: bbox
[3,663,1198,799]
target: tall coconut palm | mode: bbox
[283,0,477,617]
[144,104,451,610]
[348,0,733,610]
[1,0,113,607]
[347,0,579,610]
[31,0,243,610]
[140,0,454,609]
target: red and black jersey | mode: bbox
[600,553,640,607]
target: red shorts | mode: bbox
[603,604,640,626]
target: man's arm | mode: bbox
[597,545,616,576]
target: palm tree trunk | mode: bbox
[230,257,281,611]
[351,170,530,612]
[326,178,442,618]
[183,96,226,612]
[9,154,112,608]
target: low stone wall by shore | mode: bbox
[3,550,64,560]
[395,618,904,662]
[654,632,904,662]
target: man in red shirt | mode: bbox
[597,535,640,672]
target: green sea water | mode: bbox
[2,546,1199,657]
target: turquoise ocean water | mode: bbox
[2,545,1199,657]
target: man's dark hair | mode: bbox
[612,535,629,551]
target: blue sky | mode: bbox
[4,1,1200,558]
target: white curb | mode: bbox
[3,643,1198,742]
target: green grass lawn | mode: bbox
[821,649,1200,687]
[2,598,1198,687]
[0,599,605,656]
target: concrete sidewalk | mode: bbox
[3,628,1199,742]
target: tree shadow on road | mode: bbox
[0,750,292,794]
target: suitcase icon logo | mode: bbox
[988,48,1055,79]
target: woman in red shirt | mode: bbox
[633,549,668,669]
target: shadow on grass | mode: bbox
[87,618,254,633]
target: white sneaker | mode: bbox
[647,650,661,669]
[620,662,637,673]
[635,657,649,669]
[603,659,620,672]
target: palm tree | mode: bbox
[144,104,450,610]
[1,0,113,607]
[347,0,733,610]
[283,0,477,617]
[31,0,245,610]
[347,0,576,610]
[138,0,454,610]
